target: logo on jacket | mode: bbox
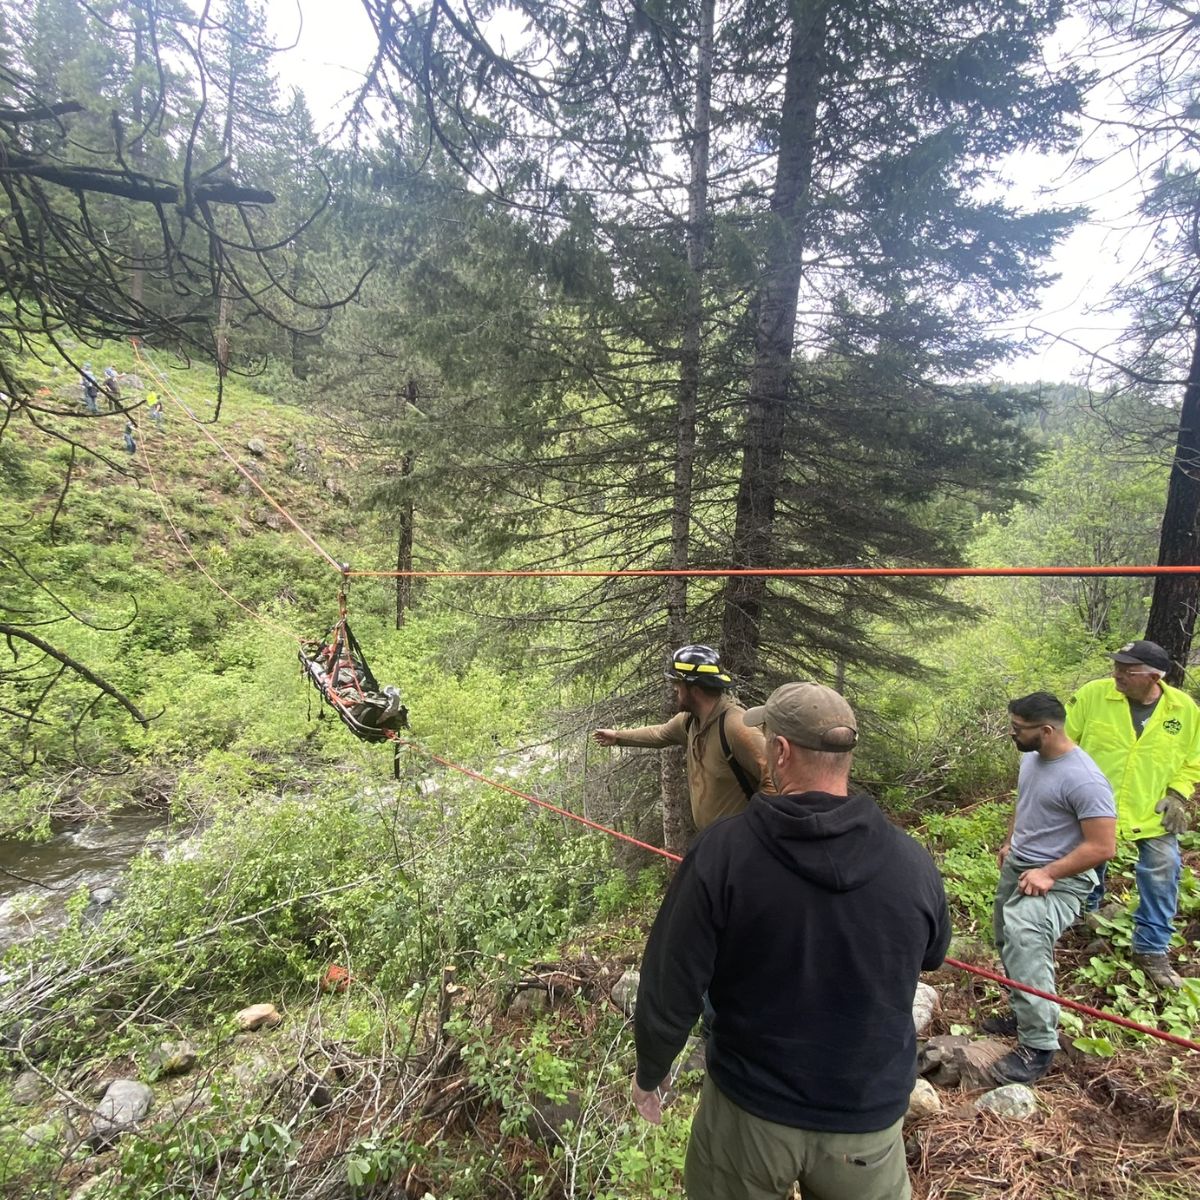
[1163,718,1182,734]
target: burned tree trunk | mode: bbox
[1145,321,1200,684]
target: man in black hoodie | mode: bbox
[632,682,950,1200]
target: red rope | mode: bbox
[383,731,1200,1054]
[943,957,1200,1052]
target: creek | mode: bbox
[0,811,168,944]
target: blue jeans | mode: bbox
[1086,833,1181,955]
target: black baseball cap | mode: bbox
[1110,640,1172,673]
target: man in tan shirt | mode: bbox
[594,644,774,830]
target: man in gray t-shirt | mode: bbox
[986,692,1117,1086]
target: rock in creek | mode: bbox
[90,1079,153,1145]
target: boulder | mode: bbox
[147,1041,198,1078]
[154,1088,210,1126]
[905,1078,942,1120]
[508,988,550,1017]
[976,1083,1038,1120]
[90,1079,153,1144]
[247,437,267,456]
[11,1070,45,1106]
[89,887,117,907]
[232,1053,284,1098]
[525,1089,582,1142]
[911,982,939,1036]
[919,1035,1009,1089]
[611,969,640,1016]
[22,1121,60,1147]
[235,1003,282,1031]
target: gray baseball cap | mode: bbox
[743,682,858,751]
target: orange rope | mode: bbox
[346,565,1200,579]
[131,344,344,573]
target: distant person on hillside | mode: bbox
[80,363,100,414]
[123,419,137,454]
[986,692,1116,1085]
[1066,640,1200,990]
[103,365,121,411]
[148,396,165,431]
[593,644,773,833]
[631,682,950,1200]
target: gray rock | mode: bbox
[154,1088,210,1126]
[611,969,640,1016]
[911,982,939,1036]
[525,1089,582,1142]
[918,1034,971,1083]
[231,1054,284,1098]
[1084,902,1125,933]
[11,1070,45,1106]
[976,1083,1038,1120]
[124,374,143,390]
[508,988,550,1017]
[919,1035,1009,1089]
[905,1077,942,1120]
[70,1174,113,1200]
[147,1041,198,1078]
[22,1120,60,1147]
[90,1079,153,1144]
[247,437,267,456]
[89,887,117,907]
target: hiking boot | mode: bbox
[979,1013,1019,1037]
[1132,952,1183,990]
[990,1045,1055,1086]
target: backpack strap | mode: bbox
[718,710,756,800]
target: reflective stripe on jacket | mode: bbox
[1064,678,1200,840]
[613,695,774,830]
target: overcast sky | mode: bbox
[264,1,1142,388]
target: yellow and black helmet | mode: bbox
[665,644,734,689]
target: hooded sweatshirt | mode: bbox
[634,791,950,1133]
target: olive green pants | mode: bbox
[992,856,1096,1051]
[683,1076,910,1200]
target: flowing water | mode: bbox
[0,812,167,945]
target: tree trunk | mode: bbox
[396,451,414,629]
[130,21,146,308]
[1145,320,1200,684]
[395,378,419,628]
[721,0,827,686]
[660,0,714,857]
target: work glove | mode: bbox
[1155,791,1189,836]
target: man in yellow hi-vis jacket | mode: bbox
[1065,640,1200,989]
